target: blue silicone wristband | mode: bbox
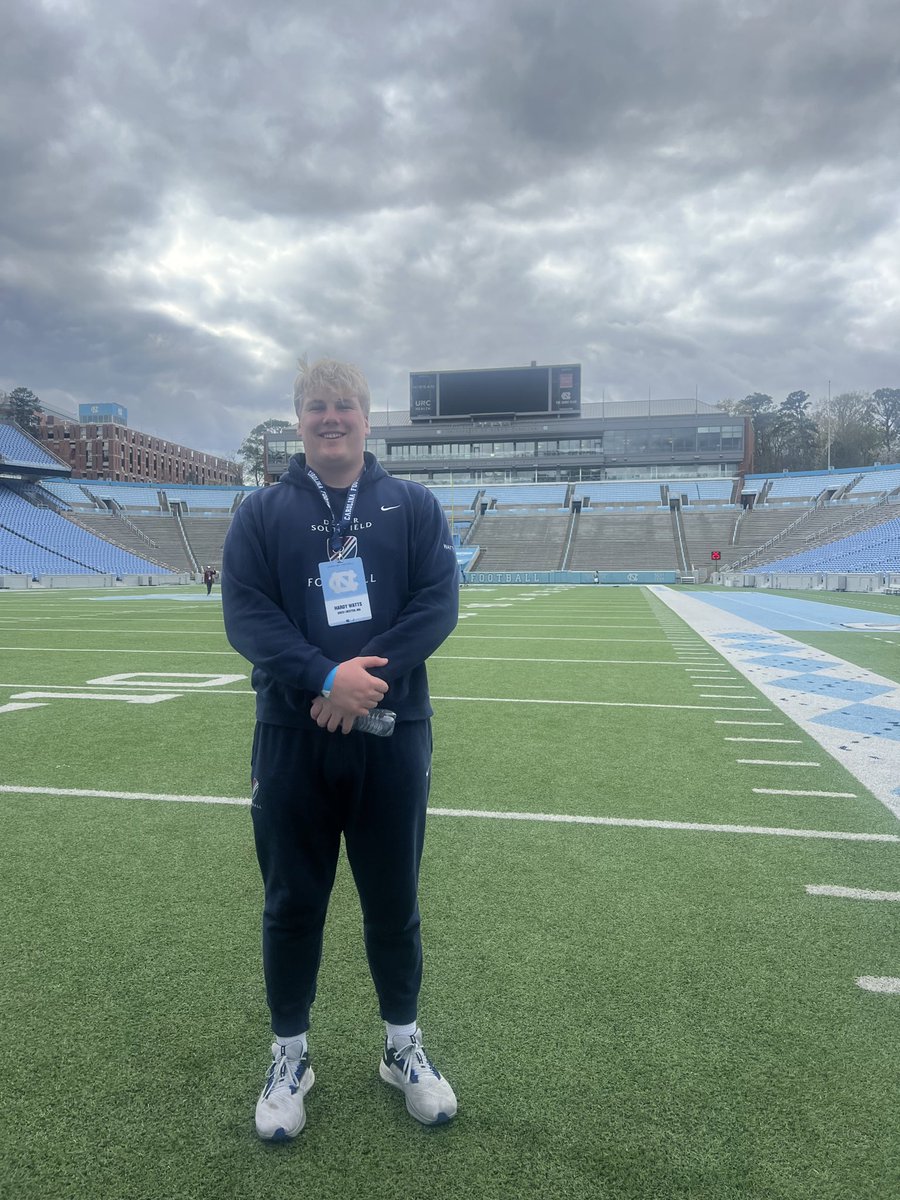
[322,667,338,695]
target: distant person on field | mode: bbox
[202,565,217,595]
[221,356,460,1142]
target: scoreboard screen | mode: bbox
[410,364,580,420]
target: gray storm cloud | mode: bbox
[1,0,898,458]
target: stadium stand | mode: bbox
[730,502,900,570]
[483,484,569,508]
[41,478,258,513]
[86,483,165,509]
[766,474,835,500]
[181,516,233,569]
[571,478,735,506]
[573,481,665,506]
[0,484,173,575]
[471,515,571,570]
[850,467,900,496]
[39,480,95,508]
[681,510,742,568]
[681,479,734,502]
[422,484,480,506]
[5,461,898,582]
[161,487,243,510]
[567,512,680,570]
[0,423,66,469]
[743,467,866,504]
[756,515,900,573]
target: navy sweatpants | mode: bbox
[250,718,432,1037]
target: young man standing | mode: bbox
[221,357,459,1142]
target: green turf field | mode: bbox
[1,584,898,1200]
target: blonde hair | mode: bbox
[293,356,371,418]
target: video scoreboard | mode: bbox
[409,364,581,421]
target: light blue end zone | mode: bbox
[685,591,899,632]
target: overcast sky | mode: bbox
[2,0,899,461]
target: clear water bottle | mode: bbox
[353,708,396,737]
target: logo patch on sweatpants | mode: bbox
[251,777,260,809]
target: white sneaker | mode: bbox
[255,1043,315,1141]
[379,1029,457,1125]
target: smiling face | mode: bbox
[297,389,370,486]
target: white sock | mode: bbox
[275,1032,308,1059]
[386,1021,418,1047]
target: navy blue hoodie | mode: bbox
[221,452,459,726]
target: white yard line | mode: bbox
[451,635,678,644]
[715,719,785,726]
[1,784,897,843]
[806,885,900,901]
[856,977,900,994]
[434,655,695,666]
[0,646,240,656]
[736,758,821,767]
[752,787,858,798]
[11,691,182,704]
[0,683,769,710]
[0,682,254,694]
[0,626,222,636]
[431,695,770,711]
[724,737,803,744]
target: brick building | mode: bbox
[37,412,241,485]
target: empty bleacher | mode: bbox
[422,485,481,511]
[758,514,900,573]
[573,481,665,507]
[163,487,243,510]
[116,514,196,571]
[181,516,233,569]
[765,474,834,501]
[0,484,173,575]
[68,511,176,571]
[572,477,735,507]
[86,483,166,509]
[0,423,66,469]
[567,512,679,570]
[850,467,900,497]
[483,484,569,509]
[40,480,96,508]
[731,502,900,569]
[5,461,898,581]
[681,510,742,568]
[471,514,571,570]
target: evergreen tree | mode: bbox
[0,386,42,435]
[239,419,294,485]
[722,393,778,472]
[771,391,818,471]
[870,388,900,459]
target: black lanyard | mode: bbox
[307,468,362,556]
